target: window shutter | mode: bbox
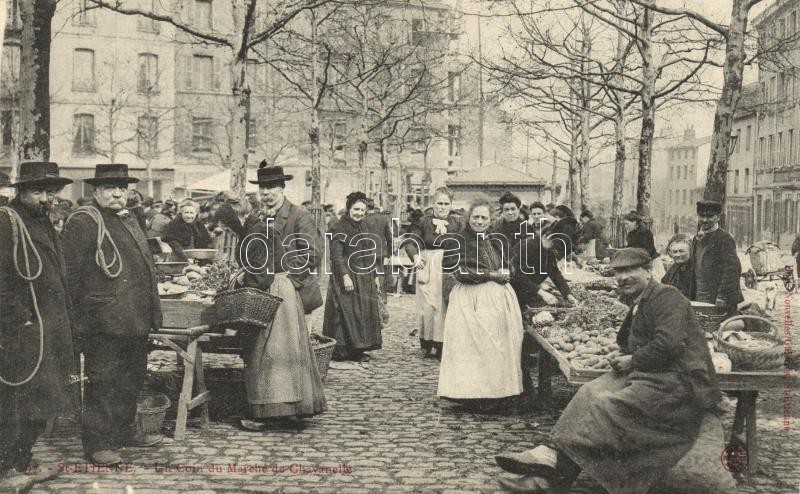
[213,57,223,91]
[184,54,193,90]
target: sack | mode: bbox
[298,276,323,314]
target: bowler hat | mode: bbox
[696,200,722,216]
[84,164,140,185]
[11,162,73,188]
[249,165,293,185]
[0,172,10,187]
[610,248,652,269]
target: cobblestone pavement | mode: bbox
[27,286,800,493]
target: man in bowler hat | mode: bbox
[61,164,162,466]
[691,200,743,315]
[0,162,78,487]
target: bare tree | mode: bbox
[88,0,334,201]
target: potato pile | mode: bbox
[542,327,621,370]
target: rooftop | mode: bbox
[446,163,547,187]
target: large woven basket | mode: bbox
[311,334,336,381]
[714,316,784,371]
[135,392,171,435]
[213,287,282,331]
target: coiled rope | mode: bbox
[0,206,45,386]
[67,206,122,279]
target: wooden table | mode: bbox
[532,330,799,479]
[148,298,239,440]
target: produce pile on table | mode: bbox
[527,284,630,371]
[157,260,239,302]
[581,259,614,277]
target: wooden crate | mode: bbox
[161,299,216,328]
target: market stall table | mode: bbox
[532,330,799,480]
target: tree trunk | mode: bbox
[578,28,592,209]
[17,0,56,167]
[229,58,250,202]
[703,0,749,212]
[551,149,558,204]
[568,107,580,211]
[636,8,655,218]
[308,11,322,210]
[611,0,627,218]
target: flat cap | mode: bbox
[696,200,722,215]
[610,247,652,269]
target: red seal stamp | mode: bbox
[720,445,748,473]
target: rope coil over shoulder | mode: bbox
[67,206,122,279]
[0,206,45,386]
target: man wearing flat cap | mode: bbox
[61,164,162,466]
[691,200,743,315]
[0,162,78,487]
[494,248,720,494]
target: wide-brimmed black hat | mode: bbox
[12,162,73,188]
[248,165,293,185]
[696,200,722,216]
[84,164,140,185]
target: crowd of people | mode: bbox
[0,158,767,492]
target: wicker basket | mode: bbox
[311,334,336,381]
[213,287,282,331]
[714,316,784,371]
[135,392,171,435]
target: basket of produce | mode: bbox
[714,316,784,371]
[691,302,728,334]
[310,333,336,381]
[135,392,171,435]
[183,248,218,260]
[155,261,189,275]
[214,287,282,332]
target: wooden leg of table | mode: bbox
[193,345,209,427]
[537,348,553,405]
[745,392,759,479]
[729,392,746,447]
[174,339,197,441]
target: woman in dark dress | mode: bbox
[162,199,212,260]
[323,192,382,362]
[624,211,658,258]
[661,234,693,299]
[404,187,463,358]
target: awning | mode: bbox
[186,169,259,193]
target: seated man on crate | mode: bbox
[495,248,721,494]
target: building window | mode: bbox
[410,127,426,153]
[137,0,160,32]
[791,11,797,35]
[73,49,95,92]
[735,129,741,153]
[682,190,687,205]
[247,59,264,93]
[194,0,212,30]
[447,125,460,157]
[72,114,95,155]
[191,55,214,91]
[138,53,159,94]
[744,168,750,193]
[759,137,766,168]
[411,18,424,43]
[333,122,346,151]
[246,119,256,150]
[192,117,212,152]
[778,132,784,166]
[74,0,96,25]
[746,125,752,151]
[683,165,688,179]
[447,72,460,102]
[789,129,795,166]
[769,134,775,167]
[668,190,673,203]
[669,166,673,179]
[734,170,740,194]
[137,115,158,158]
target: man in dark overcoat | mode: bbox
[690,200,743,315]
[0,162,78,483]
[249,163,322,314]
[62,164,162,467]
[495,248,721,493]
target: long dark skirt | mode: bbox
[551,371,705,494]
[322,272,382,360]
